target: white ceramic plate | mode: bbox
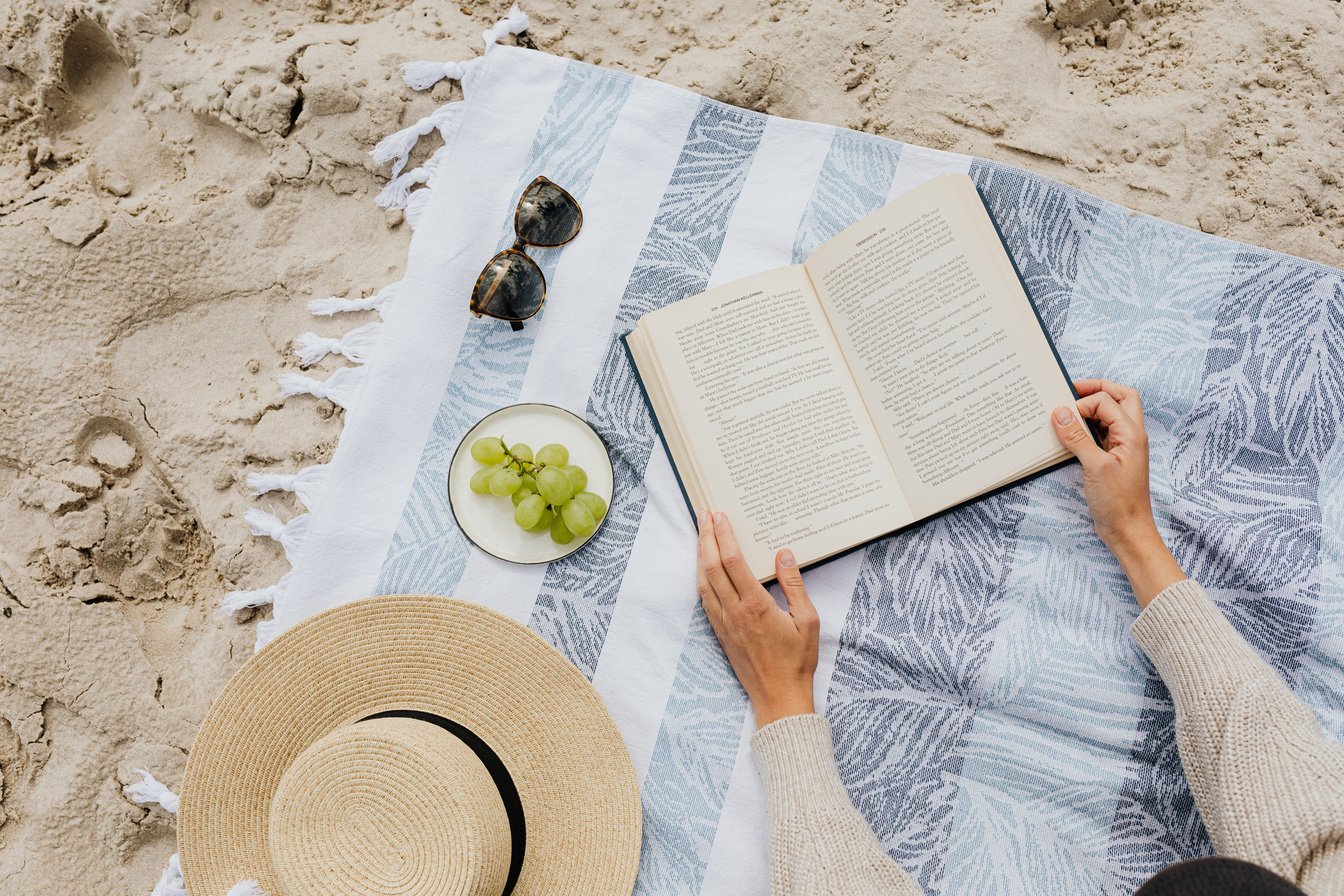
[448,403,614,564]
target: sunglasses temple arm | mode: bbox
[510,320,525,332]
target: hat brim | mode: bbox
[179,594,641,895]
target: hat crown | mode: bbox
[268,716,511,896]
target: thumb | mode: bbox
[775,549,818,628]
[1052,405,1107,468]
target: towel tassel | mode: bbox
[152,854,187,896]
[220,572,291,614]
[370,102,460,179]
[293,322,382,367]
[246,464,329,509]
[308,282,399,317]
[375,165,431,210]
[276,365,367,410]
[481,4,530,49]
[125,768,180,814]
[395,5,529,94]
[244,509,311,563]
[400,59,469,91]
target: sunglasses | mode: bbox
[470,176,584,331]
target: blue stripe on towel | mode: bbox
[629,126,902,896]
[791,130,903,263]
[1110,253,1344,879]
[1296,435,1344,741]
[822,162,1102,895]
[526,101,767,677]
[942,208,1236,896]
[376,64,633,596]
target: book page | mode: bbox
[632,265,913,580]
[804,175,1075,518]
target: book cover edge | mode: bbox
[621,332,699,525]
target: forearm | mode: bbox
[752,715,924,896]
[1131,580,1344,891]
[1105,523,1187,608]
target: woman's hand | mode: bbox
[1051,379,1185,606]
[697,511,820,728]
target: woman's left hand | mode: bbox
[697,511,820,728]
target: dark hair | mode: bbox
[1136,857,1306,896]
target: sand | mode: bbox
[0,0,1340,891]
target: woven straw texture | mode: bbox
[179,594,641,896]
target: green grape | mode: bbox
[511,486,535,507]
[488,468,522,497]
[520,473,538,492]
[549,514,574,544]
[514,494,547,529]
[574,491,607,521]
[561,501,597,538]
[527,507,555,533]
[510,443,534,463]
[536,466,573,506]
[562,465,588,493]
[536,443,569,467]
[469,463,501,495]
[471,437,506,465]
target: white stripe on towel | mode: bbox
[269,49,567,636]
[886,143,972,202]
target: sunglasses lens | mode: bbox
[515,179,582,247]
[472,251,545,321]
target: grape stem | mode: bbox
[499,437,551,475]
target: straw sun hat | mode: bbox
[179,594,641,896]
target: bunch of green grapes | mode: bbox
[468,437,608,544]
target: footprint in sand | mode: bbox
[34,417,211,604]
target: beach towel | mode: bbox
[235,15,1344,896]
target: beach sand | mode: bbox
[0,0,1340,890]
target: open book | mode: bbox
[624,174,1081,581]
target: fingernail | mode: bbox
[1053,406,1073,425]
[713,511,726,526]
[779,549,796,568]
[696,511,705,529]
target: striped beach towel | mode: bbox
[238,20,1344,896]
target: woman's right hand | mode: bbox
[1051,379,1185,606]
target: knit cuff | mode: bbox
[1130,579,1265,691]
[751,714,852,822]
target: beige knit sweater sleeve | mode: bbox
[750,578,1344,896]
[752,712,924,895]
[1129,579,1344,895]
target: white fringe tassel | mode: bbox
[227,882,269,896]
[481,4,530,49]
[370,102,460,179]
[400,59,469,90]
[394,5,529,93]
[277,365,367,409]
[293,322,382,367]
[149,854,265,896]
[246,464,329,509]
[245,509,311,562]
[125,768,180,814]
[375,165,431,210]
[220,571,291,614]
[308,282,399,317]
[152,854,187,896]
